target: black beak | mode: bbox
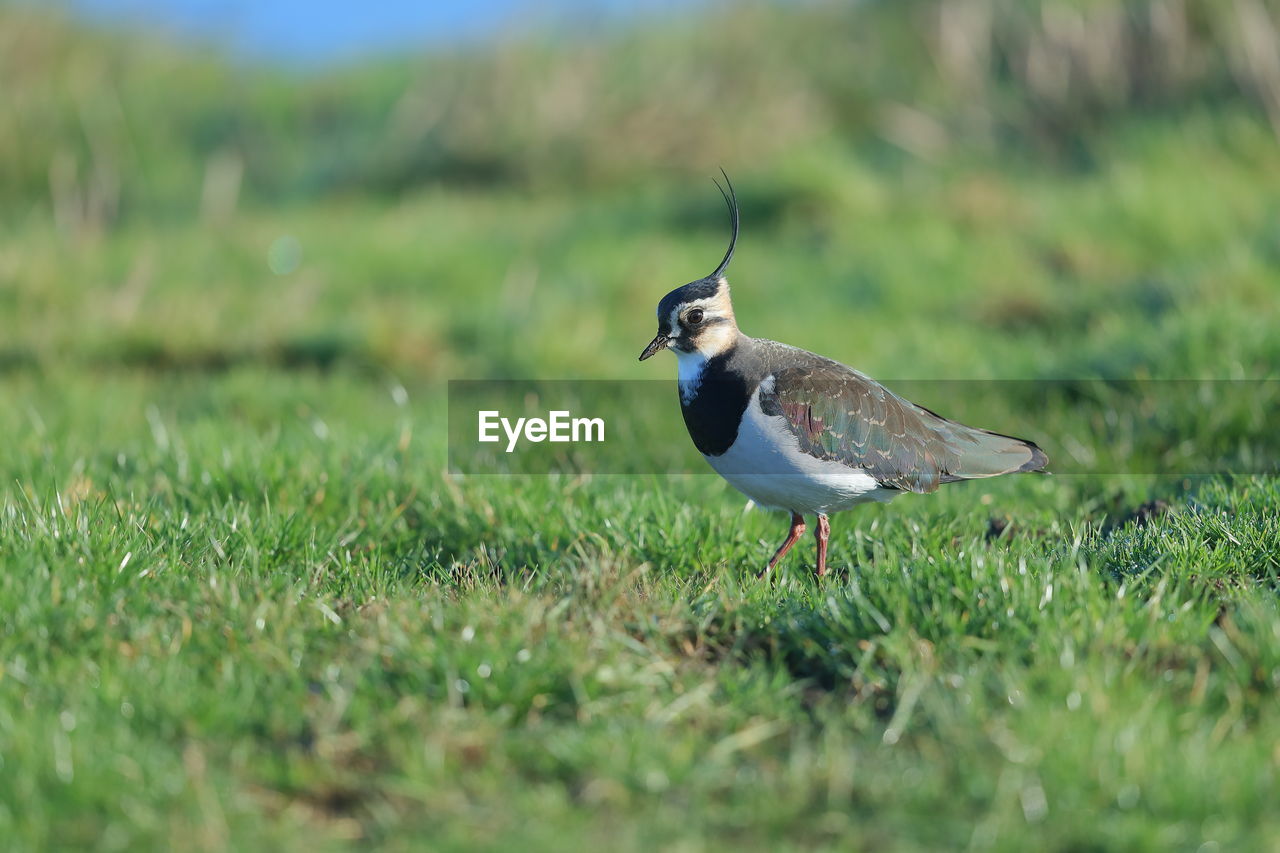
[638,333,670,361]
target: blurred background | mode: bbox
[3,6,1279,847]
[2,0,1278,384]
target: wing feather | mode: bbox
[759,358,1047,493]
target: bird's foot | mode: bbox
[758,512,806,581]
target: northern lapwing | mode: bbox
[639,176,1048,577]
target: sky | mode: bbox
[68,0,696,63]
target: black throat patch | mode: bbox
[679,349,753,456]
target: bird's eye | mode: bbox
[685,308,705,325]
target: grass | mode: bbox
[4,372,1278,850]
[3,2,1280,850]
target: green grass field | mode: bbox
[2,3,1279,850]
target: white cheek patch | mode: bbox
[668,306,683,336]
[666,288,736,355]
[671,298,721,332]
[693,319,736,357]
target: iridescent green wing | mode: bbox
[761,362,1047,494]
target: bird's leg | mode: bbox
[814,514,831,577]
[760,512,806,578]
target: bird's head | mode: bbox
[639,175,740,362]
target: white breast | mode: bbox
[704,382,896,515]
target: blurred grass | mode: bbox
[7,1,1280,216]
[3,1,1279,383]
[3,111,1278,378]
[1,1,1279,850]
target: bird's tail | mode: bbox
[924,411,1049,482]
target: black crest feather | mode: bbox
[710,169,739,280]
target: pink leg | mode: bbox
[814,514,830,577]
[760,512,806,577]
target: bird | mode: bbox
[638,174,1048,578]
